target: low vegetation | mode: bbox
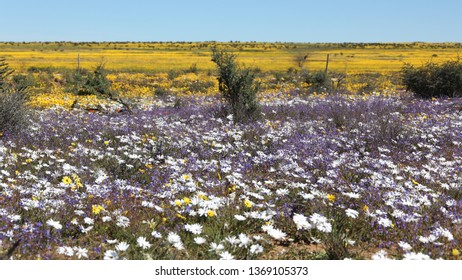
[0,57,30,134]
[402,59,462,98]
[1,43,462,260]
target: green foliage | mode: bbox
[293,69,330,91]
[211,47,260,122]
[310,71,329,88]
[401,59,462,98]
[11,73,37,92]
[167,70,181,80]
[154,87,169,97]
[74,63,115,98]
[186,63,198,74]
[0,57,14,91]
[0,57,29,133]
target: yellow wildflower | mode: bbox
[176,214,186,220]
[92,204,105,215]
[183,197,191,205]
[72,174,83,188]
[207,210,216,217]
[452,249,460,257]
[327,194,336,202]
[244,199,253,208]
[62,176,72,185]
[228,185,236,193]
[363,205,369,212]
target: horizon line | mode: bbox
[1,41,462,44]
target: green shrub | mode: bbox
[296,70,330,91]
[186,63,198,74]
[401,60,462,98]
[74,63,112,97]
[211,47,260,122]
[0,57,29,134]
[154,87,169,97]
[72,64,132,112]
[0,57,13,91]
[12,73,37,91]
[309,70,329,90]
[167,70,181,80]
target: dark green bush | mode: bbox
[154,87,169,97]
[211,47,260,122]
[71,64,132,112]
[74,63,113,97]
[309,70,329,90]
[0,57,29,134]
[12,73,37,91]
[295,69,330,91]
[0,57,13,91]
[167,70,181,80]
[402,60,462,98]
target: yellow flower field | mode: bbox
[2,42,461,73]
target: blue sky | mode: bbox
[1,0,461,42]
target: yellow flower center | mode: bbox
[244,199,253,208]
[62,176,72,185]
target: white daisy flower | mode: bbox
[209,242,224,253]
[74,247,88,259]
[184,223,203,235]
[104,250,119,260]
[115,241,130,252]
[46,219,62,230]
[398,241,412,251]
[371,250,390,260]
[151,231,162,238]
[167,232,182,244]
[194,237,207,245]
[234,214,246,221]
[310,213,332,233]
[293,214,312,230]
[136,236,151,249]
[250,244,264,254]
[345,209,359,219]
[219,251,234,260]
[403,252,431,260]
[116,216,130,228]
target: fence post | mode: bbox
[77,52,81,74]
[325,53,330,74]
